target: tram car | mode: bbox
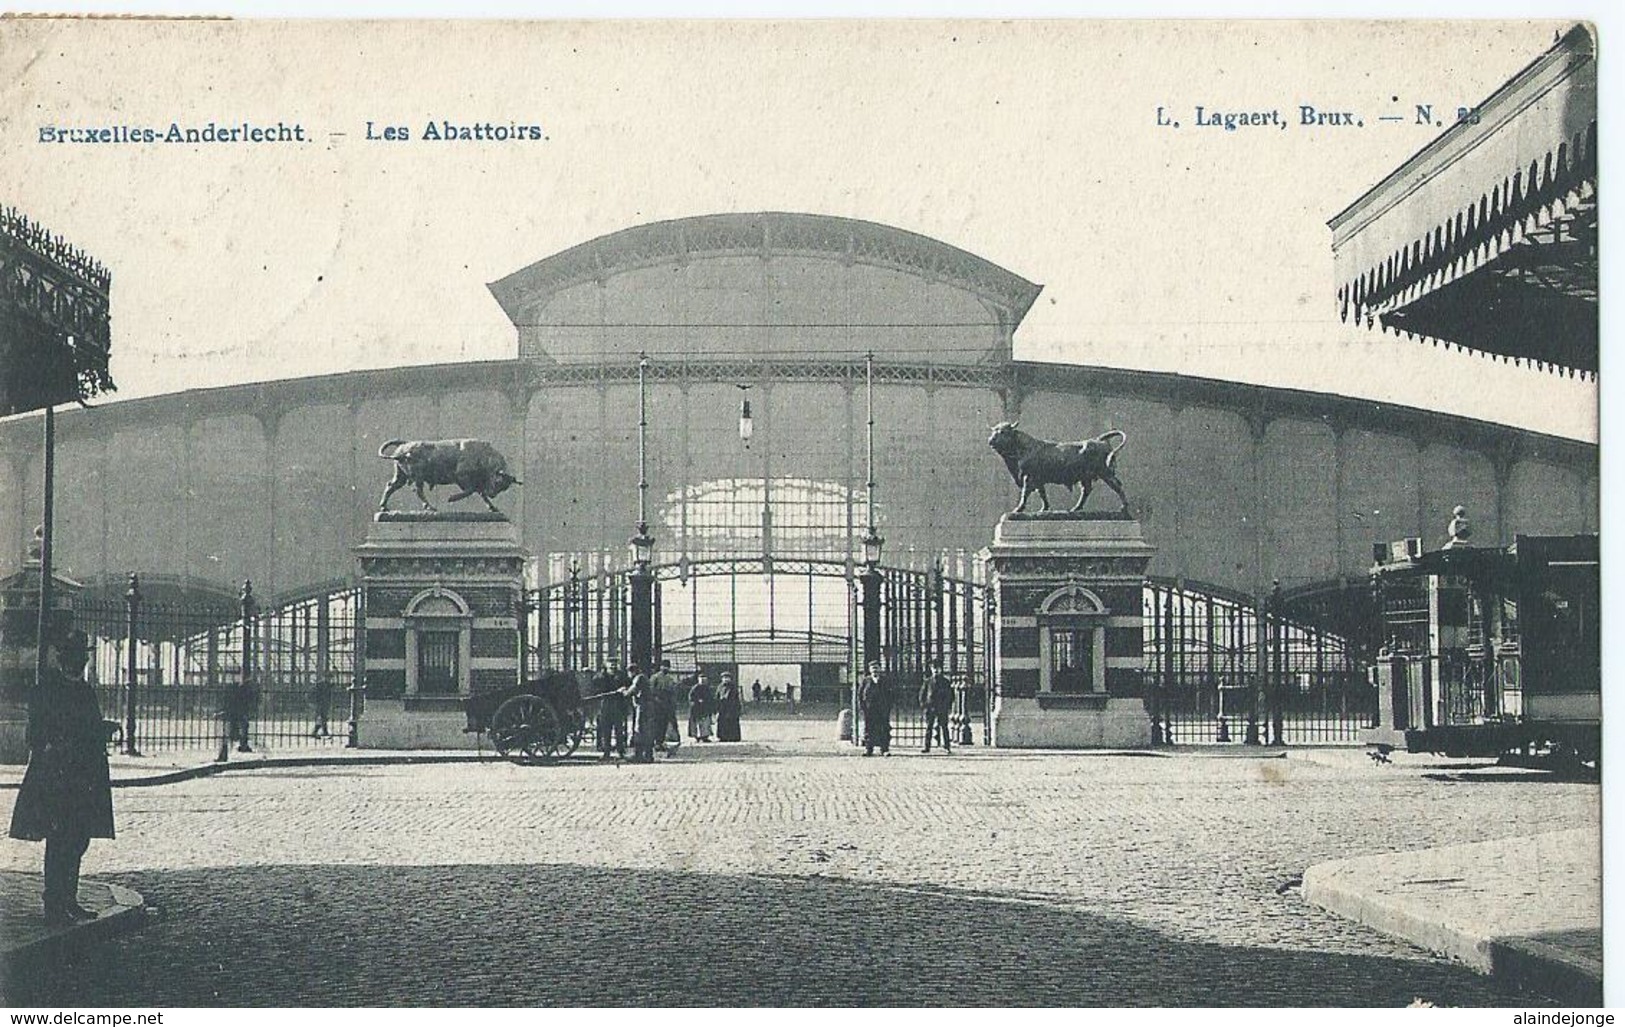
[1367,527,1599,766]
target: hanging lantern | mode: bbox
[861,527,884,568]
[628,524,655,569]
[739,398,754,444]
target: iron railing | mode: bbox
[73,577,359,754]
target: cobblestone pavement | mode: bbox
[0,744,1598,1006]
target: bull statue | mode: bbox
[377,438,521,514]
[988,422,1130,515]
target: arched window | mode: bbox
[404,588,471,698]
[663,477,872,558]
[1039,584,1107,694]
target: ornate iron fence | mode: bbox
[73,578,359,754]
[1144,578,1376,746]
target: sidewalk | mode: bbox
[0,747,511,790]
[0,871,146,966]
[1303,828,1602,1005]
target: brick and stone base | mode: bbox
[354,511,527,747]
[983,513,1156,749]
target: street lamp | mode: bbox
[861,526,884,569]
[1268,578,1284,746]
[629,355,657,671]
[629,524,655,568]
[738,397,754,446]
[859,353,884,671]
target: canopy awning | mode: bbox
[1329,25,1597,378]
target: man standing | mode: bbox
[9,628,115,924]
[651,659,681,758]
[224,672,255,754]
[593,662,627,760]
[857,661,892,757]
[309,673,333,739]
[688,673,715,743]
[623,663,656,764]
[919,658,954,753]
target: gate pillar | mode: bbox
[354,510,528,747]
[982,512,1155,748]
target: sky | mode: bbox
[0,17,1599,440]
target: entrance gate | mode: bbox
[1144,577,1377,745]
[522,556,993,747]
[50,567,1372,752]
[861,563,992,749]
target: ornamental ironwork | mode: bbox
[0,206,114,415]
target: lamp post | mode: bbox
[123,572,140,755]
[859,353,884,670]
[1268,579,1285,746]
[860,527,885,669]
[628,355,657,671]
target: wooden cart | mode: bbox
[462,670,589,762]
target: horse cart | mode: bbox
[463,670,589,761]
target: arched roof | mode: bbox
[487,212,1043,330]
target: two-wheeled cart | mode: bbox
[463,671,589,762]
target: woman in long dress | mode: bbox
[714,674,742,742]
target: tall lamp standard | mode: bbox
[859,353,884,671]
[628,355,657,671]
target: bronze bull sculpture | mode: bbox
[988,422,1130,515]
[378,438,520,513]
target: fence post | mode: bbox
[347,589,364,748]
[220,579,255,761]
[1269,580,1285,746]
[242,580,256,754]
[1245,591,1263,745]
[123,572,141,755]
[515,592,529,684]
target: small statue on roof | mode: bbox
[1444,505,1471,549]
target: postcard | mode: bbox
[0,16,1602,1011]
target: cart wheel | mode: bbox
[492,694,552,760]
[560,726,584,758]
[519,702,563,763]
[555,705,585,758]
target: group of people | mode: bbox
[685,671,743,743]
[856,657,956,756]
[749,681,794,704]
[590,660,745,763]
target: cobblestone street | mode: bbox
[0,740,1599,1006]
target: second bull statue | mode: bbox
[377,438,521,514]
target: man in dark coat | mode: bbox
[650,660,681,758]
[9,629,115,924]
[919,658,954,753]
[688,674,715,742]
[857,661,892,757]
[622,664,656,764]
[593,663,627,759]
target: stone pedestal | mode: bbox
[354,513,527,739]
[982,513,1156,749]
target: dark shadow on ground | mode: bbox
[1422,770,1598,785]
[2,863,1536,1007]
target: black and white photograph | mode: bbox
[0,13,1606,1011]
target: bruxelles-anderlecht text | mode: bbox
[38,122,310,144]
